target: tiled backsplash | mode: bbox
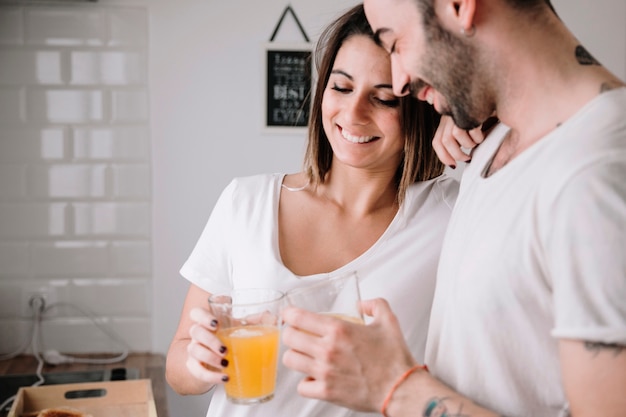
[0,3,151,353]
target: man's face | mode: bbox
[364,0,489,130]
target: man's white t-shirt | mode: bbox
[181,172,458,417]
[427,88,626,416]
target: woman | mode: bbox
[166,4,458,417]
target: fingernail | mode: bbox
[449,164,456,170]
[221,375,229,382]
[219,345,227,354]
[220,358,229,367]
[466,159,472,164]
[210,319,218,328]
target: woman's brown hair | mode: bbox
[303,3,444,205]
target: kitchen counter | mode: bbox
[0,353,169,417]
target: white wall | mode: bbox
[0,3,153,353]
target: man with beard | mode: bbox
[281,1,626,416]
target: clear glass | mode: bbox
[208,288,284,405]
[286,272,364,324]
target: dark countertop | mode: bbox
[0,352,169,417]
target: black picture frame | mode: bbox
[264,44,312,132]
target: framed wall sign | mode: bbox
[264,43,312,132]
[264,5,312,133]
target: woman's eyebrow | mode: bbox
[331,69,353,80]
[331,69,393,90]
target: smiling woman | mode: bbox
[321,35,404,177]
[165,4,458,417]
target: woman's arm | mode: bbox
[166,283,229,395]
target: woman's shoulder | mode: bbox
[217,173,286,208]
[406,173,459,206]
[229,172,285,188]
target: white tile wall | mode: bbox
[0,4,151,354]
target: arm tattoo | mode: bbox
[423,397,470,417]
[584,341,625,357]
[575,45,600,66]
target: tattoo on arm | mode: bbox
[423,397,470,417]
[575,45,600,66]
[584,341,625,357]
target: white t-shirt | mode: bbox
[427,88,626,416]
[181,172,459,417]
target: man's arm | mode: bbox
[560,339,626,415]
[282,298,626,417]
[282,299,500,417]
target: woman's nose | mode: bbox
[344,95,370,124]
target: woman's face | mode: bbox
[322,34,404,174]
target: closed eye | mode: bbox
[331,84,351,93]
[375,97,400,108]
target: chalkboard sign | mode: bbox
[265,45,312,131]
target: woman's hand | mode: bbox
[166,284,228,395]
[185,306,229,385]
[432,115,498,167]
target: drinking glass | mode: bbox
[209,288,284,405]
[286,272,363,324]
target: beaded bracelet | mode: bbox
[380,363,429,417]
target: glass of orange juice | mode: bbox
[286,272,364,325]
[209,288,284,405]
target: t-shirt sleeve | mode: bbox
[549,160,626,344]
[179,180,238,295]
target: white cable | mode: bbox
[40,301,130,365]
[0,298,131,412]
[0,296,44,361]
[0,297,46,413]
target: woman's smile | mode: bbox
[339,126,379,144]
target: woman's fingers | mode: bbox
[433,115,488,165]
[186,307,229,383]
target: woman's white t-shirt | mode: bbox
[181,172,458,417]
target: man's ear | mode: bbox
[437,0,476,34]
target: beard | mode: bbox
[416,16,490,130]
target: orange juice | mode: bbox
[218,324,280,403]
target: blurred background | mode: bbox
[0,0,624,415]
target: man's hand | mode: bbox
[281,298,417,412]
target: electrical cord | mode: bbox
[0,298,130,413]
[0,296,45,413]
[40,301,130,365]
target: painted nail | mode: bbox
[449,164,456,170]
[221,358,229,367]
[221,375,229,382]
[219,346,227,354]
[210,319,218,328]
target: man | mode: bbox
[282,0,626,416]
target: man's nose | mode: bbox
[391,56,411,97]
